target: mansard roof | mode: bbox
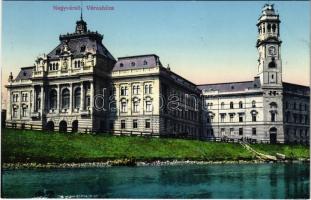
[197,77,261,93]
[15,66,34,81]
[283,82,310,96]
[47,35,115,61]
[47,18,115,61]
[113,54,161,71]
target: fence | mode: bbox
[3,121,309,145]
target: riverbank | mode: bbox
[2,129,309,167]
[3,158,310,170]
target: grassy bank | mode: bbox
[2,129,309,163]
[251,144,309,159]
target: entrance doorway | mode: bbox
[269,127,277,144]
[72,120,78,133]
[46,121,54,132]
[59,120,67,133]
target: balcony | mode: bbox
[30,112,40,119]
[80,110,90,117]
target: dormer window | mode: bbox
[143,60,148,65]
[80,45,86,52]
[131,62,135,67]
[120,63,124,67]
[56,49,61,55]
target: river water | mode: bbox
[2,163,309,198]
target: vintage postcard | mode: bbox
[1,1,310,199]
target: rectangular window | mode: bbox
[230,128,234,136]
[239,128,243,135]
[145,119,151,128]
[121,120,126,129]
[133,119,138,129]
[13,108,18,118]
[22,107,27,117]
[239,114,243,122]
[221,128,225,136]
[230,114,234,122]
[146,101,152,112]
[121,102,127,113]
[220,114,225,123]
[252,115,257,122]
[252,128,256,135]
[133,101,139,113]
[271,113,276,122]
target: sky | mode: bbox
[1,1,310,106]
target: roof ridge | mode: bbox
[197,80,254,86]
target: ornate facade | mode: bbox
[198,4,309,144]
[5,4,310,143]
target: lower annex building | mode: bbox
[5,4,310,144]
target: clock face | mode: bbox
[268,46,276,55]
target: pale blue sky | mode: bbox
[1,1,310,98]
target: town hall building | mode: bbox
[5,4,309,144]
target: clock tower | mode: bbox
[256,4,282,88]
[256,4,284,143]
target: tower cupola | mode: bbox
[256,4,281,47]
[75,13,87,34]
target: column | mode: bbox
[80,82,84,111]
[69,83,73,114]
[19,91,22,119]
[40,85,44,114]
[7,90,11,120]
[90,81,94,114]
[32,87,36,113]
[57,84,60,113]
[28,90,32,117]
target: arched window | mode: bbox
[56,63,59,70]
[270,102,277,109]
[74,87,81,109]
[239,101,243,108]
[62,88,70,109]
[252,100,256,108]
[230,102,234,109]
[143,60,148,65]
[267,24,271,32]
[268,61,276,68]
[272,24,276,32]
[149,85,153,94]
[120,63,124,67]
[221,102,225,109]
[78,60,81,68]
[52,63,55,70]
[131,62,135,67]
[50,89,57,109]
[74,61,77,68]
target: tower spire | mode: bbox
[80,1,83,20]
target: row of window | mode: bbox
[49,63,59,71]
[285,128,309,138]
[208,112,276,123]
[285,113,309,124]
[119,119,151,129]
[119,60,148,68]
[120,100,152,113]
[12,107,28,118]
[49,87,90,110]
[119,84,153,96]
[206,101,257,110]
[258,23,278,34]
[167,109,199,122]
[285,101,309,111]
[208,127,257,136]
[12,93,28,102]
